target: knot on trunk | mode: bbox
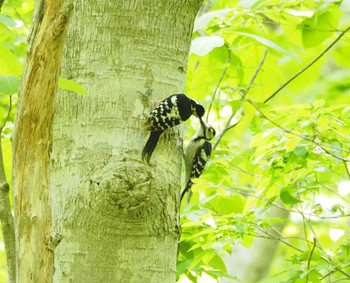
[89,158,158,215]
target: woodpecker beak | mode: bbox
[199,117,206,128]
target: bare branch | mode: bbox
[264,26,350,103]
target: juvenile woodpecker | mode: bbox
[180,120,216,201]
[142,94,205,163]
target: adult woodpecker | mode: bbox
[180,120,216,201]
[142,94,205,164]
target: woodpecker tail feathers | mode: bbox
[141,131,163,164]
[180,179,193,202]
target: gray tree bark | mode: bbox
[50,1,203,282]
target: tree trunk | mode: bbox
[50,1,203,282]
[12,1,71,282]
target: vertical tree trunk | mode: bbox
[12,1,71,282]
[50,1,203,282]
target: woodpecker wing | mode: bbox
[145,94,194,131]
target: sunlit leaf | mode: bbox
[301,9,341,48]
[190,35,225,56]
[0,15,16,28]
[235,30,290,55]
[0,44,22,75]
[194,9,233,31]
[0,75,20,96]
[58,78,88,95]
[280,187,301,205]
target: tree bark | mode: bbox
[50,0,203,282]
[12,1,72,282]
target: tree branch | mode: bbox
[247,99,350,162]
[213,49,268,149]
[264,26,350,103]
[306,238,317,283]
[343,160,350,180]
[206,44,231,123]
[0,96,15,283]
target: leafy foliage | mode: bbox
[1,0,350,282]
[178,0,350,282]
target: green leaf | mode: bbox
[58,78,88,95]
[301,9,341,48]
[0,76,20,96]
[190,36,225,56]
[331,204,345,216]
[235,30,290,55]
[0,15,16,28]
[0,44,22,75]
[280,187,301,205]
[208,255,227,272]
[207,194,245,215]
[0,22,12,36]
[285,134,301,152]
[228,100,241,114]
[293,146,308,158]
[194,9,233,31]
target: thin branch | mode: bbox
[306,238,317,283]
[226,160,256,176]
[244,49,268,100]
[206,44,231,123]
[223,186,350,220]
[0,96,12,131]
[264,25,350,103]
[318,183,350,206]
[320,255,350,279]
[213,49,268,149]
[247,100,350,161]
[244,231,304,253]
[343,160,350,180]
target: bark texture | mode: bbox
[12,1,71,282]
[50,0,203,282]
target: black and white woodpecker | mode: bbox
[180,120,216,201]
[142,94,205,164]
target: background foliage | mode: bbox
[1,0,350,283]
[178,0,350,282]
